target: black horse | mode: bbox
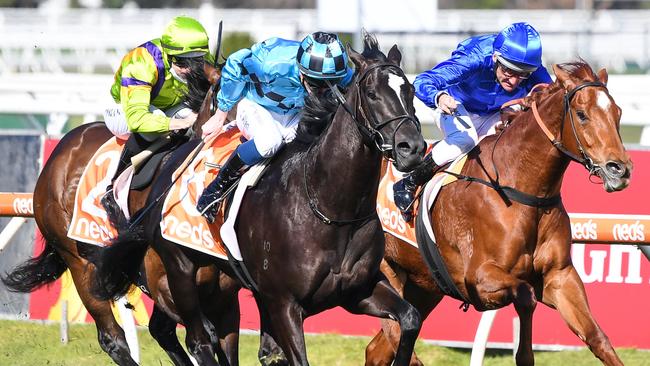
[93,34,427,365]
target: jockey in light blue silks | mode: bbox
[197,32,354,222]
[393,22,553,221]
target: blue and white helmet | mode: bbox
[493,22,543,74]
[296,32,348,80]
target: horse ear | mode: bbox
[347,43,366,70]
[597,68,608,85]
[552,64,576,91]
[387,45,402,66]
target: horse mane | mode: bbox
[501,59,596,124]
[294,32,386,144]
[182,58,212,112]
[294,89,340,144]
[360,32,386,61]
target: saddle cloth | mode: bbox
[67,134,178,246]
[67,137,125,246]
[376,153,468,248]
[160,127,268,261]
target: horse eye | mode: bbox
[367,90,377,100]
[576,110,588,123]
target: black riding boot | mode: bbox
[101,144,136,211]
[196,153,248,223]
[393,153,440,222]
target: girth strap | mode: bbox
[415,198,470,311]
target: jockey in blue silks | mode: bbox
[394,22,553,221]
[197,32,354,222]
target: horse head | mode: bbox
[551,61,632,192]
[346,34,426,172]
[183,61,222,136]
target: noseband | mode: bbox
[532,81,608,175]
[328,63,421,160]
[305,63,420,226]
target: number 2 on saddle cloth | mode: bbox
[159,127,244,259]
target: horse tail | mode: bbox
[1,237,67,293]
[90,223,147,301]
[103,192,129,231]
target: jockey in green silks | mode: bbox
[102,15,213,204]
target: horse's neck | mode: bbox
[310,99,381,212]
[496,91,570,197]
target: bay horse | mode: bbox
[0,62,244,366]
[365,61,632,366]
[92,34,427,365]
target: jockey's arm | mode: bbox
[413,49,482,109]
[121,86,171,133]
[216,48,255,113]
[119,57,171,134]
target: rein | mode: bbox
[442,120,561,209]
[328,63,421,160]
[305,62,420,225]
[531,81,607,176]
[446,80,607,209]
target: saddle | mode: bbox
[126,130,191,190]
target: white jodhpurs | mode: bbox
[103,102,192,141]
[235,98,301,158]
[430,104,501,165]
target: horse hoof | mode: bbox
[259,353,289,366]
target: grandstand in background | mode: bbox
[0,4,649,144]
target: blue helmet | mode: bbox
[296,32,348,80]
[493,22,543,73]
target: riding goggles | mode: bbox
[497,61,533,80]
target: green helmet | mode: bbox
[161,16,209,58]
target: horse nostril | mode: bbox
[396,141,413,155]
[605,161,625,178]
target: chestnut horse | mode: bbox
[92,34,427,365]
[365,61,632,366]
[0,63,244,366]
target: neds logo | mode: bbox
[12,197,33,215]
[571,219,598,241]
[612,221,645,242]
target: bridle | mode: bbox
[327,63,421,160]
[306,62,421,225]
[442,80,609,209]
[531,80,608,175]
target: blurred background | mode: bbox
[1,0,649,144]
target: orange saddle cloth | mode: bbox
[160,128,243,259]
[376,154,468,248]
[67,137,125,246]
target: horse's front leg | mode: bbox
[366,260,440,366]
[541,264,623,366]
[257,302,288,366]
[155,239,219,366]
[470,261,537,366]
[343,274,421,366]
[149,304,194,366]
[259,298,309,366]
[200,271,242,366]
